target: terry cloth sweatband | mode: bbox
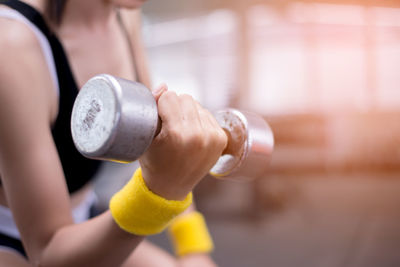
[168,211,214,256]
[109,168,193,235]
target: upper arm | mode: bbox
[0,18,73,261]
[120,8,152,88]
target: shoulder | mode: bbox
[0,8,53,80]
[0,14,54,124]
[0,13,51,79]
[0,11,41,51]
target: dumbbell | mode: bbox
[71,74,274,180]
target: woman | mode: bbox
[0,0,226,266]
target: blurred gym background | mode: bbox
[94,0,400,266]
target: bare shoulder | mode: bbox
[0,12,40,50]
[0,13,50,77]
[0,14,54,123]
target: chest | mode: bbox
[59,22,137,89]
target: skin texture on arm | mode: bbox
[0,18,143,267]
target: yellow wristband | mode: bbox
[109,168,193,235]
[168,211,214,257]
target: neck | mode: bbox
[22,0,46,13]
[60,0,116,31]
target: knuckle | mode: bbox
[220,135,228,151]
[187,130,206,148]
[201,128,220,151]
[180,94,194,102]
[197,104,208,115]
[206,111,219,125]
[180,94,197,109]
[167,126,183,142]
[159,90,177,103]
[214,128,228,150]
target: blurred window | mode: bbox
[143,3,400,115]
[143,10,238,110]
[373,7,400,109]
[248,3,400,115]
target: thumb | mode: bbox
[152,83,168,103]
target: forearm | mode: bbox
[37,166,192,267]
[38,211,143,267]
[178,254,218,267]
[0,148,142,266]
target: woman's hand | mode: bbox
[139,85,227,200]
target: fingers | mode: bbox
[157,91,183,130]
[157,91,227,156]
[179,94,201,128]
[195,102,228,154]
[140,90,228,200]
[157,92,201,133]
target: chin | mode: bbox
[113,0,147,9]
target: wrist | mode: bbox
[109,168,193,235]
[140,167,193,201]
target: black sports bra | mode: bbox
[1,0,103,193]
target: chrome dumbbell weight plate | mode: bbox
[71,74,159,163]
[210,109,274,180]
